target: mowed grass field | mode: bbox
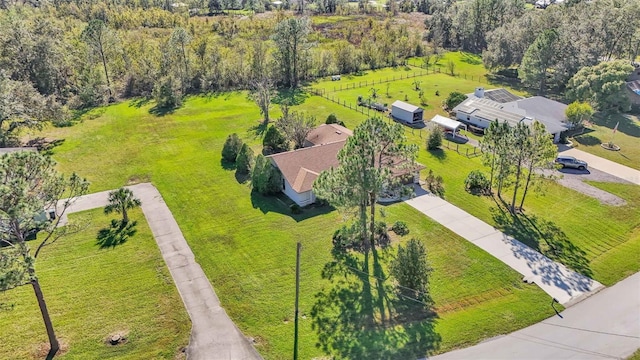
[0,209,190,359]
[573,112,640,170]
[31,92,556,359]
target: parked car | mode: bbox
[555,155,588,170]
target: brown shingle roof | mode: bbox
[267,140,346,193]
[304,124,352,147]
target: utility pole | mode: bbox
[293,242,301,360]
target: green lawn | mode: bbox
[572,113,640,170]
[31,93,556,359]
[0,209,190,359]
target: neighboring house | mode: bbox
[267,123,423,207]
[452,87,569,142]
[626,64,640,104]
[267,140,345,207]
[391,100,424,124]
[304,123,352,147]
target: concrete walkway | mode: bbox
[558,145,640,185]
[431,271,640,359]
[406,188,603,306]
[60,183,261,360]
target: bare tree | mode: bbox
[251,78,274,125]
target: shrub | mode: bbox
[325,113,346,127]
[426,170,445,197]
[445,91,467,110]
[263,126,288,154]
[235,143,254,175]
[392,221,410,236]
[252,154,282,195]
[464,170,491,195]
[427,127,443,150]
[222,133,243,162]
[290,204,302,214]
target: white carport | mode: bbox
[430,115,467,134]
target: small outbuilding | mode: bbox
[391,100,424,124]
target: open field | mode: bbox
[30,93,556,359]
[0,209,190,359]
[573,113,640,170]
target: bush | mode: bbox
[235,143,254,175]
[222,133,243,162]
[326,113,346,126]
[445,91,467,110]
[392,221,410,236]
[426,169,445,198]
[427,127,443,150]
[263,126,288,154]
[290,204,302,214]
[252,154,282,195]
[464,170,491,195]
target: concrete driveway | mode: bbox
[558,145,640,185]
[61,183,262,360]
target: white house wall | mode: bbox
[456,112,491,128]
[282,178,316,207]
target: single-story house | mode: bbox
[267,123,423,207]
[391,100,424,124]
[452,87,569,142]
[304,123,352,147]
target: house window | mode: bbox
[467,115,470,121]
[282,178,286,190]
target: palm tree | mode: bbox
[104,188,141,224]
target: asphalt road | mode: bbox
[431,272,640,360]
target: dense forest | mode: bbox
[1,0,638,146]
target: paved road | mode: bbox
[558,145,640,185]
[406,187,603,306]
[60,183,262,360]
[431,271,640,359]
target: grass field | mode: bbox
[0,209,190,359]
[573,113,640,170]
[28,93,558,359]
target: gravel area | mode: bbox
[551,167,631,206]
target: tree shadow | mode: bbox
[490,204,592,278]
[96,220,138,249]
[427,148,447,162]
[25,138,65,156]
[129,97,152,108]
[273,88,308,106]
[459,52,482,65]
[573,134,601,146]
[247,122,268,138]
[249,191,334,222]
[311,245,440,359]
[235,171,251,184]
[592,113,640,138]
[149,105,177,117]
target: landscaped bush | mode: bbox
[325,114,345,126]
[426,169,445,197]
[290,204,302,214]
[427,127,443,150]
[392,221,410,236]
[252,154,282,195]
[222,133,243,162]
[445,91,467,110]
[235,143,254,175]
[464,170,491,195]
[262,126,288,154]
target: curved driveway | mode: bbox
[60,183,262,360]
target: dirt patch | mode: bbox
[32,340,69,359]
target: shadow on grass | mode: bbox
[25,138,65,156]
[250,191,333,222]
[490,203,592,278]
[129,97,152,108]
[428,148,447,162]
[311,246,440,359]
[574,134,601,146]
[459,52,482,65]
[221,159,236,171]
[273,88,308,106]
[149,105,177,117]
[592,112,640,138]
[248,122,268,138]
[235,171,251,184]
[96,220,138,249]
